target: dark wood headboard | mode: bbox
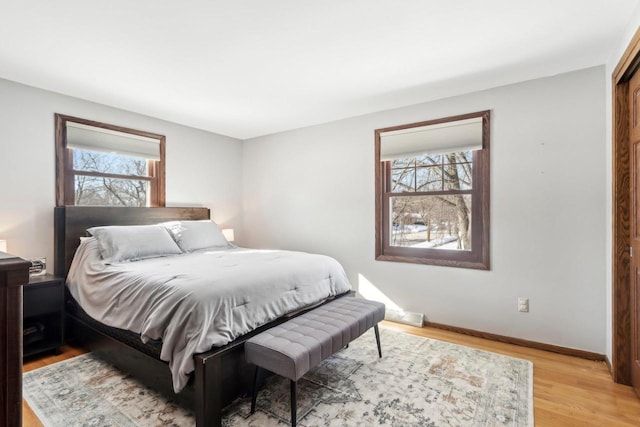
[54,206,211,278]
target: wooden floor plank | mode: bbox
[21,322,640,426]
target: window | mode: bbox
[375,110,490,269]
[55,114,166,207]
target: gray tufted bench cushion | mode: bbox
[245,297,385,426]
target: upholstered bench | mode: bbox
[245,297,385,427]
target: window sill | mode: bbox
[375,254,490,270]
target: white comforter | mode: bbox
[66,239,352,392]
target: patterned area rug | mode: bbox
[24,327,533,426]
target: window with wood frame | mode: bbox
[375,110,490,270]
[55,114,166,207]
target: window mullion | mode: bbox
[73,170,154,182]
[387,189,473,197]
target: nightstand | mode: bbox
[23,274,64,357]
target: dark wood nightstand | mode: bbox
[23,274,64,357]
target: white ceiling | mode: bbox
[1,1,638,139]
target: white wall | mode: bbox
[0,78,243,267]
[0,64,609,354]
[605,7,640,363]
[243,66,607,353]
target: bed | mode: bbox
[54,206,352,427]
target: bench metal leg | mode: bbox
[290,380,297,427]
[374,324,382,358]
[251,365,259,414]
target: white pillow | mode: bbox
[87,225,182,263]
[161,220,229,252]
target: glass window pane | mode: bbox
[391,168,415,192]
[391,158,415,168]
[416,166,442,191]
[416,154,442,166]
[73,150,149,177]
[457,151,473,162]
[444,163,473,190]
[457,163,472,190]
[390,194,472,251]
[444,151,472,164]
[75,176,149,206]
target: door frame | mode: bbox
[612,26,640,385]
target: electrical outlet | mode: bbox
[517,297,529,312]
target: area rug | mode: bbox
[24,327,533,426]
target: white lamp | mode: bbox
[222,229,235,242]
[0,240,6,253]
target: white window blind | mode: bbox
[380,117,483,161]
[66,122,161,160]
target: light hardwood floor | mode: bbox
[22,321,640,426]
